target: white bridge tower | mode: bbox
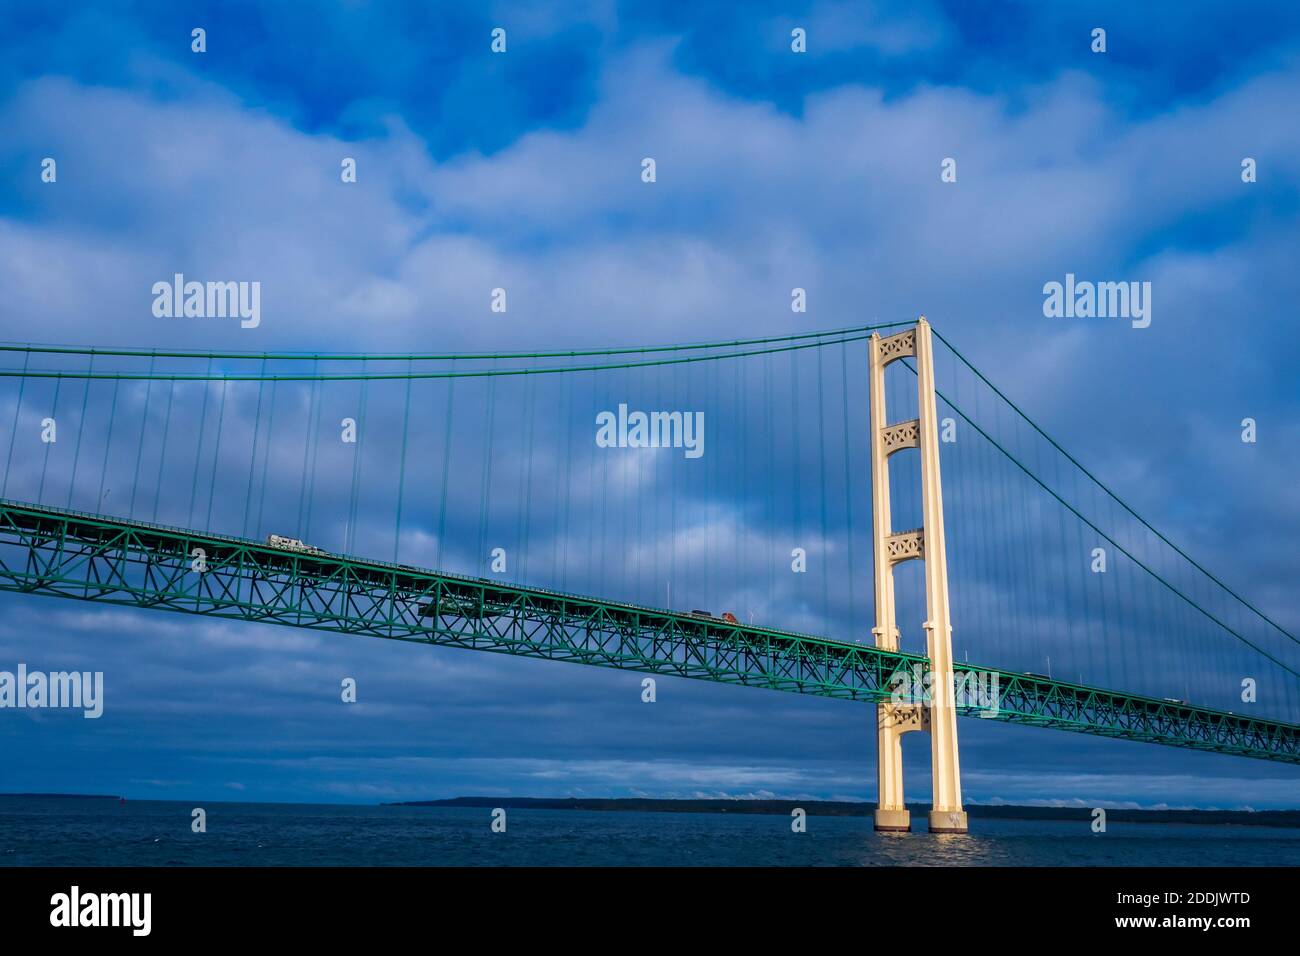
[868,317,967,834]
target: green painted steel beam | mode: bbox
[0,498,1296,764]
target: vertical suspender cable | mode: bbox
[303,359,323,542]
[346,359,370,553]
[393,359,413,562]
[126,354,155,518]
[36,372,62,504]
[520,373,537,582]
[1,351,30,500]
[559,372,573,590]
[152,375,175,522]
[97,375,120,513]
[67,352,94,508]
[187,358,213,525]
[815,339,830,630]
[839,343,857,636]
[255,376,279,539]
[242,359,268,536]
[204,378,228,532]
[436,374,455,567]
[477,367,497,572]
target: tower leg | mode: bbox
[926,632,968,833]
[916,318,967,834]
[874,703,909,831]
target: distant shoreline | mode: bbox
[385,797,1300,828]
[3,793,1296,827]
[0,793,122,800]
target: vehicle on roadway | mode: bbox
[687,609,740,624]
[265,534,328,556]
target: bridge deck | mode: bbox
[0,498,1296,764]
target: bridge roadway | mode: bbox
[0,498,1296,764]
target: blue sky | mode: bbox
[1,1,1299,810]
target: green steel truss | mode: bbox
[1,498,1296,764]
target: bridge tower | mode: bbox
[868,317,967,834]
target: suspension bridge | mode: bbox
[1,318,1296,831]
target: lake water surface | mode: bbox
[2,796,1295,866]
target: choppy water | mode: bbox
[2,796,1296,866]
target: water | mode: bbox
[1,796,1296,866]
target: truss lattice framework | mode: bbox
[0,499,1296,764]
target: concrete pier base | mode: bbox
[928,809,969,834]
[874,808,912,832]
